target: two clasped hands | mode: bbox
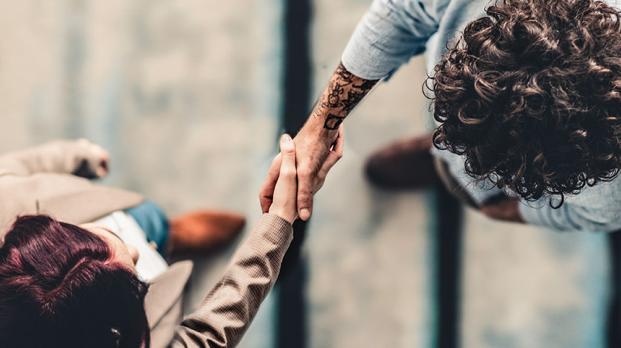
[260,121,344,224]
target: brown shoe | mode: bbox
[364,133,439,190]
[168,210,246,256]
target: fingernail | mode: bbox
[300,208,310,220]
[281,134,294,150]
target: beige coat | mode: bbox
[0,140,293,348]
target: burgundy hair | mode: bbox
[0,215,150,348]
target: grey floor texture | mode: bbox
[0,1,612,347]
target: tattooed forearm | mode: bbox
[312,63,378,130]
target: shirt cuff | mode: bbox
[342,42,395,81]
[257,213,294,245]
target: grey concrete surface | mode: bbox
[0,0,612,347]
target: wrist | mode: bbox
[268,206,296,224]
[301,116,338,145]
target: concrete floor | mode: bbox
[0,1,612,347]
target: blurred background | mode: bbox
[0,0,617,347]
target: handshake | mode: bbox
[71,125,345,226]
[260,128,344,224]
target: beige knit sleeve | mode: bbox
[170,213,293,348]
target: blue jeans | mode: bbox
[125,200,170,255]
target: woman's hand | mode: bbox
[268,134,298,224]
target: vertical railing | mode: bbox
[276,0,312,347]
[433,187,464,348]
[608,233,621,348]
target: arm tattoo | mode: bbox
[313,63,378,130]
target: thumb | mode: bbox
[279,134,296,173]
[259,154,282,213]
[277,134,297,204]
[297,181,313,221]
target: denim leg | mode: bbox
[125,200,170,255]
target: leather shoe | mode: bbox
[169,210,246,256]
[364,133,439,190]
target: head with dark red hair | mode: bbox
[0,215,150,348]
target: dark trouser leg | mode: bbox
[125,200,170,256]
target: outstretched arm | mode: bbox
[260,0,444,220]
[260,63,376,220]
[294,63,378,220]
[171,213,293,348]
[172,135,343,348]
[312,63,379,132]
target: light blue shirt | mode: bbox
[342,0,621,232]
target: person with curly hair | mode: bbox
[260,0,621,233]
[428,0,621,228]
[254,1,621,345]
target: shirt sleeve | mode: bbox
[519,197,621,233]
[342,0,443,80]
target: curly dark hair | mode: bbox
[428,0,621,205]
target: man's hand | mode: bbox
[294,126,345,220]
[260,126,344,220]
[480,198,524,223]
[260,62,377,220]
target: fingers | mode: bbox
[319,125,345,177]
[279,134,296,179]
[297,167,314,221]
[259,134,297,214]
[297,126,344,220]
[278,134,298,215]
[259,153,282,213]
[267,134,298,223]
